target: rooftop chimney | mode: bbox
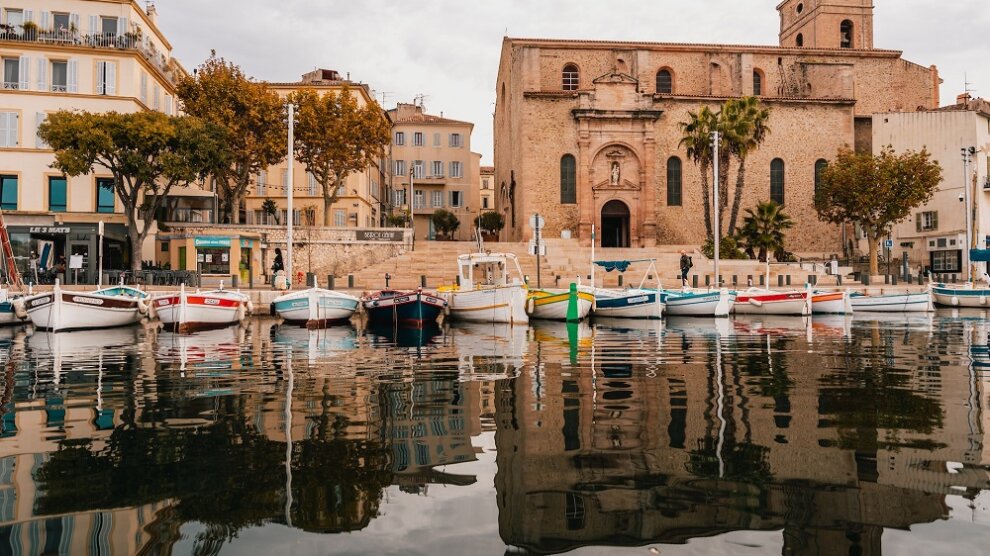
[958,92,973,106]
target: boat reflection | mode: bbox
[365,321,443,349]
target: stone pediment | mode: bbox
[592,179,639,191]
[592,71,638,85]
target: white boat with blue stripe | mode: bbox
[272,287,359,328]
[932,282,990,308]
[590,259,664,319]
[849,290,934,312]
[663,288,736,317]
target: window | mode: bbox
[96,178,114,212]
[431,190,443,208]
[770,158,785,205]
[139,72,147,103]
[667,156,682,206]
[796,33,804,47]
[752,69,763,96]
[52,13,70,33]
[450,161,463,178]
[51,61,68,92]
[333,209,346,227]
[5,10,23,30]
[0,112,17,147]
[412,160,424,179]
[164,95,173,115]
[840,20,853,48]
[433,132,441,147]
[413,132,424,146]
[482,178,490,190]
[256,170,267,196]
[101,17,118,36]
[2,58,19,90]
[393,189,406,207]
[394,131,405,145]
[394,160,406,176]
[656,69,673,94]
[931,250,960,273]
[96,61,116,95]
[562,64,579,91]
[414,190,424,209]
[160,241,170,252]
[48,177,67,212]
[0,176,16,210]
[482,196,489,209]
[917,211,938,232]
[152,84,160,110]
[431,161,443,177]
[560,154,576,204]
[796,2,804,14]
[450,190,463,208]
[449,133,462,148]
[814,159,827,195]
[307,172,317,196]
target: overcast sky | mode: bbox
[157,0,990,165]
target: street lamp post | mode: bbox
[711,131,720,288]
[962,146,975,282]
[409,167,415,251]
[287,103,295,285]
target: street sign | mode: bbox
[528,214,545,229]
[884,239,893,249]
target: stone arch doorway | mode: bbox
[601,200,630,248]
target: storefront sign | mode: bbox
[194,236,231,248]
[357,230,403,242]
[29,226,71,234]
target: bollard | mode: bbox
[786,275,792,286]
[618,275,624,287]
[884,274,890,285]
[951,274,957,284]
[759,275,765,286]
[809,275,817,286]
[384,273,391,288]
[692,275,699,288]
[747,275,753,287]
[457,275,462,287]
[705,275,711,286]
[837,275,842,286]
[231,274,238,288]
[421,275,427,288]
[555,275,560,287]
[348,274,354,288]
[862,274,870,286]
[892,274,898,286]
[918,272,924,284]
[306,272,315,287]
[732,275,738,286]
[328,275,335,289]
[778,275,784,287]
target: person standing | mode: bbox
[29,251,39,285]
[679,251,692,287]
[271,248,284,274]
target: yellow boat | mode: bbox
[527,285,594,321]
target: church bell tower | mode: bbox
[778,0,875,49]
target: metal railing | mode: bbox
[160,208,214,224]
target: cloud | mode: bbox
[158,0,990,165]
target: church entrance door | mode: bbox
[601,200,630,248]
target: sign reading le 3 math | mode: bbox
[357,230,403,242]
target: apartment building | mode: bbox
[244,69,389,229]
[0,0,186,282]
[480,165,494,212]
[387,102,481,241]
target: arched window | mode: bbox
[753,69,763,96]
[770,158,785,205]
[666,157,682,206]
[562,64,579,91]
[796,33,804,47]
[814,159,828,195]
[560,154,576,204]
[840,20,854,48]
[656,69,673,94]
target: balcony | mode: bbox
[158,207,215,224]
[0,26,181,86]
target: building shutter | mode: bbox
[67,59,77,92]
[88,15,98,36]
[36,112,47,148]
[1,113,17,147]
[307,172,317,195]
[40,11,49,30]
[36,57,46,91]
[139,72,147,103]
[117,16,128,36]
[916,213,922,233]
[932,211,938,231]
[105,61,116,95]
[69,13,80,33]
[18,55,29,90]
[23,10,32,23]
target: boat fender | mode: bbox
[443,302,451,316]
[748,298,763,307]
[11,299,27,320]
[951,296,959,306]
[236,303,247,323]
[145,298,157,320]
[981,296,987,306]
[526,296,535,315]
[136,297,150,316]
[245,299,255,316]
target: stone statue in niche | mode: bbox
[610,161,620,185]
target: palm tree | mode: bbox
[679,107,718,239]
[725,97,771,236]
[739,201,793,262]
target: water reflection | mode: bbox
[0,313,985,554]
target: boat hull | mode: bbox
[932,286,990,308]
[529,288,594,321]
[811,291,852,314]
[734,291,810,316]
[664,290,736,317]
[444,284,528,324]
[0,301,22,326]
[22,291,144,332]
[850,291,934,313]
[273,288,360,328]
[155,291,247,332]
[592,288,663,319]
[363,291,446,327]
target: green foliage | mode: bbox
[678,107,718,239]
[177,52,287,223]
[474,211,505,234]
[815,147,942,275]
[288,86,391,226]
[431,209,460,240]
[385,214,406,227]
[261,199,280,224]
[38,110,225,271]
[700,236,747,260]
[722,97,771,235]
[739,201,793,262]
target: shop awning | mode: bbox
[971,249,990,262]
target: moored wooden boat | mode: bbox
[362,288,447,327]
[811,290,853,314]
[528,285,594,321]
[272,287,360,328]
[931,283,990,308]
[849,290,934,312]
[592,287,663,319]
[663,288,735,318]
[441,252,528,325]
[734,288,810,316]
[14,281,150,332]
[154,283,253,332]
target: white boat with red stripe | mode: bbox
[733,288,811,316]
[14,280,150,332]
[154,283,253,332]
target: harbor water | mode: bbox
[0,312,988,554]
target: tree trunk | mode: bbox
[700,162,713,239]
[729,157,747,235]
[324,194,333,227]
[867,230,879,277]
[718,155,731,235]
[229,190,242,224]
[127,210,144,273]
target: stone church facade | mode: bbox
[494,0,940,252]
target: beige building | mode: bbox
[0,0,185,281]
[494,0,940,251]
[873,94,990,277]
[480,165,495,213]
[388,102,481,241]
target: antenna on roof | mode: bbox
[413,93,430,111]
[379,91,393,106]
[965,73,976,96]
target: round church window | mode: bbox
[796,2,804,14]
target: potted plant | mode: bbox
[475,210,505,242]
[21,20,38,40]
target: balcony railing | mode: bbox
[0,27,180,86]
[159,208,215,224]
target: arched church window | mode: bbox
[796,33,804,47]
[666,157,682,206]
[656,69,673,94]
[770,158,785,205]
[840,20,854,48]
[562,64,579,91]
[814,159,828,195]
[560,154,576,204]
[753,69,763,96]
